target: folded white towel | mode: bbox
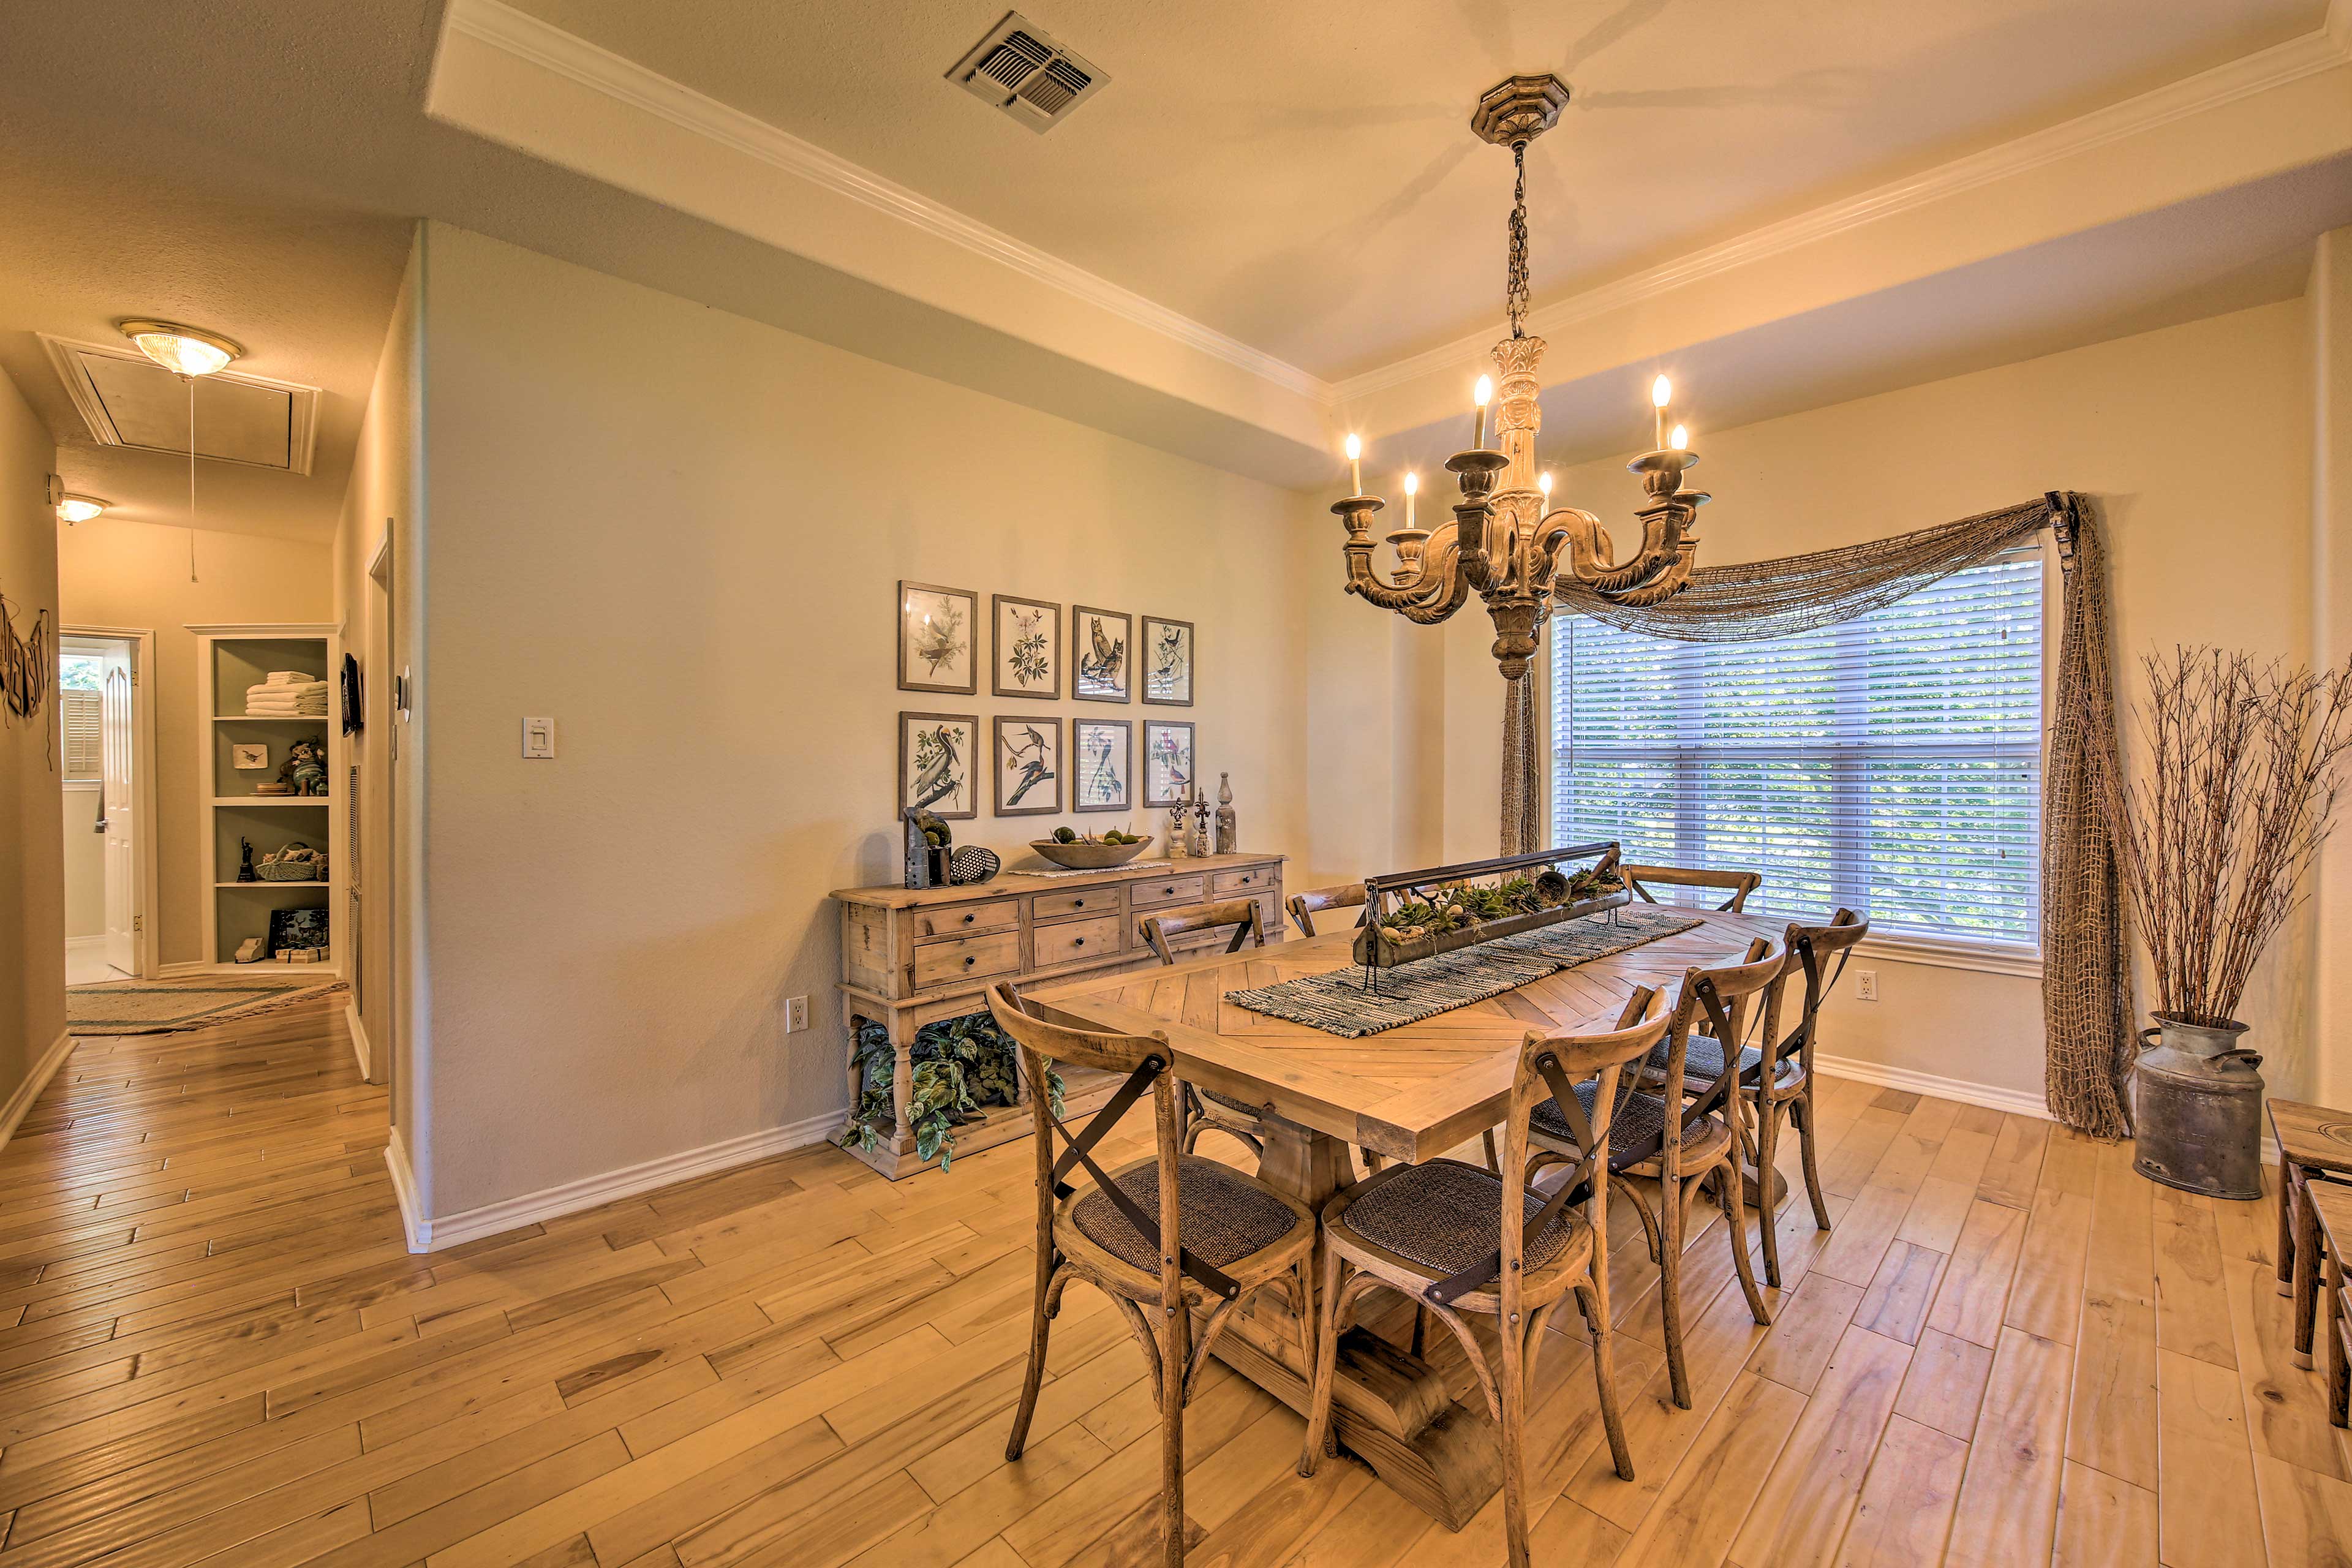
[248,680,325,695]
[246,700,328,714]
[265,672,315,685]
[247,690,328,704]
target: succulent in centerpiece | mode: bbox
[1356,844,1629,968]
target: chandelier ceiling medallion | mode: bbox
[1334,74,1710,679]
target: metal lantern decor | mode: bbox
[1332,74,1714,684]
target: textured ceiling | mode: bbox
[502,0,2326,377]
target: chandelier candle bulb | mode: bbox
[1473,375,1493,450]
[1403,470,1417,528]
[1539,472,1552,510]
[1670,424,1687,453]
[1651,374,1673,448]
[1344,432,1362,496]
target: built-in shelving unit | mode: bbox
[192,623,344,972]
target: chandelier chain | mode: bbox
[1506,141,1530,338]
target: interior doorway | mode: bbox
[59,628,157,984]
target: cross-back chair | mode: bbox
[1623,861,1763,912]
[1286,882,1368,938]
[1529,941,1782,1408]
[1735,908,1868,1286]
[1299,990,1674,1568]
[1138,900,1272,1160]
[986,982,1316,1568]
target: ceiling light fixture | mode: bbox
[117,319,242,378]
[1333,74,1716,679]
[55,493,108,525]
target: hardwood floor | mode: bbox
[1,998,2343,1567]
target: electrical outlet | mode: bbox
[1855,969,1878,1001]
[784,995,809,1033]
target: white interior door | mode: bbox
[100,645,136,975]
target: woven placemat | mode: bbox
[1224,905,1703,1038]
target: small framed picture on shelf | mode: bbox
[993,716,1062,816]
[1140,615,1194,706]
[1143,720,1195,808]
[897,581,979,695]
[900,711,979,820]
[1071,605,1131,703]
[1074,718,1131,812]
[266,906,330,956]
[230,744,270,770]
[991,594,1060,699]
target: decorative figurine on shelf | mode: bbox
[903,807,954,889]
[236,837,258,883]
[1189,785,1212,859]
[1215,772,1237,855]
[1167,785,1192,859]
[279,738,328,797]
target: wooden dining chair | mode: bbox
[1622,861,1763,912]
[1738,909,1868,1286]
[1286,882,1368,938]
[1298,990,1673,1568]
[985,982,1316,1568]
[1529,943,1781,1408]
[1139,901,1274,1159]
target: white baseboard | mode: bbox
[0,1030,75,1152]
[1814,1052,2052,1123]
[344,1001,374,1082]
[388,1110,849,1254]
[157,959,212,978]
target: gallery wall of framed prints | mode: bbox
[896,582,1193,824]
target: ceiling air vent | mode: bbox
[948,12,1106,132]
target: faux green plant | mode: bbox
[839,1011,1065,1169]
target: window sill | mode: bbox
[1854,934,2042,980]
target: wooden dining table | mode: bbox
[1027,907,1784,1531]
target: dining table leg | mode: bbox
[1194,1114,1505,1532]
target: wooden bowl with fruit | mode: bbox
[1030,827,1153,870]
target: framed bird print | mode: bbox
[1143,720,1194,808]
[900,711,978,820]
[1141,614,1194,706]
[1071,605,1131,703]
[897,581,978,695]
[991,594,1060,699]
[1074,718,1131,812]
[993,716,1062,816]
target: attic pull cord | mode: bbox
[186,375,198,582]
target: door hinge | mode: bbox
[132,914,142,932]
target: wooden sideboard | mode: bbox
[830,852,1286,1178]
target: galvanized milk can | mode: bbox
[2131,1015,2264,1200]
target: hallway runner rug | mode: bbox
[67,976,348,1035]
[1223,905,1702,1038]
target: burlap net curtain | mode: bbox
[1502,492,2133,1137]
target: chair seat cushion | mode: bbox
[1197,1086,1262,1117]
[1530,1080,1672,1164]
[1651,1033,1761,1087]
[1071,1156,1300,1272]
[1338,1159,1581,1277]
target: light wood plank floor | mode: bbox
[1,998,2343,1567]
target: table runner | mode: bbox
[1224,905,1703,1038]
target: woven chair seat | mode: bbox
[1338,1159,1582,1277]
[1196,1086,1262,1117]
[1529,1080,1670,1163]
[1070,1156,1301,1273]
[1646,1034,1801,1092]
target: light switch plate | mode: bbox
[522,717,556,759]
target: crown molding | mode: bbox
[439,0,1333,405]
[1333,20,2352,404]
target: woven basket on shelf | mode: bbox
[256,843,325,882]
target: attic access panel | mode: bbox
[39,335,319,474]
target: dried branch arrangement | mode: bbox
[0,589,50,736]
[2103,647,2352,1027]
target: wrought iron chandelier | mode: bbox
[1334,74,1710,679]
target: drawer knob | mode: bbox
[963,956,976,967]
[1074,899,1085,908]
[963,913,975,924]
[1074,937,1085,948]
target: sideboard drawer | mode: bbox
[911,899,1020,940]
[1212,866,1273,897]
[1131,873,1207,910]
[910,928,1022,989]
[1033,888,1117,923]
[1032,913,1123,968]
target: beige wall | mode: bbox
[334,229,421,1110]
[55,518,333,967]
[1412,299,2317,1103]
[2313,229,2352,1110]
[410,223,1316,1219]
[61,787,102,940]
[0,364,66,1124]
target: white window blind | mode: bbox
[1550,549,2045,950]
[61,688,102,782]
